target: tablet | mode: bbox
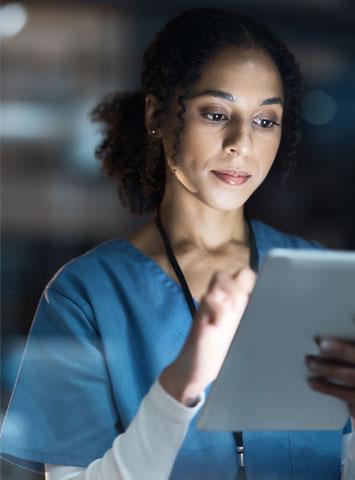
[197,248,355,432]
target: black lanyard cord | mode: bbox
[155,212,197,318]
[154,207,259,479]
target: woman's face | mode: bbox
[160,46,284,211]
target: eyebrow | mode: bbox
[190,89,284,106]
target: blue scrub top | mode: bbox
[0,219,351,479]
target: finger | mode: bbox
[195,297,216,323]
[208,271,235,298]
[201,269,256,325]
[232,267,257,295]
[199,285,242,328]
[207,268,256,301]
[195,287,228,325]
[203,288,233,322]
[207,273,241,313]
[209,268,255,309]
[317,338,355,365]
[308,376,355,404]
[306,356,355,386]
[229,268,256,315]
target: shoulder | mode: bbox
[251,218,326,267]
[45,236,138,304]
[252,218,325,250]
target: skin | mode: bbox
[149,47,284,239]
[128,46,355,419]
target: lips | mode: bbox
[211,170,251,186]
[212,169,250,177]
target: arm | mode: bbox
[46,268,256,480]
[46,376,205,480]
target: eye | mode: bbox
[203,111,229,122]
[254,118,281,130]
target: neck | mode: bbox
[158,184,249,253]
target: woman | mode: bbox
[0,8,354,480]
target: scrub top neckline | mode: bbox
[117,219,259,311]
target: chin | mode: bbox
[201,194,249,212]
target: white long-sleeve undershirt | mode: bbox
[45,376,205,480]
[45,377,355,480]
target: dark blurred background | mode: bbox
[1,0,355,478]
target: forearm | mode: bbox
[45,376,205,480]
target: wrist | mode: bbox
[159,365,204,407]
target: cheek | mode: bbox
[184,119,210,147]
[178,127,213,171]
[254,133,282,173]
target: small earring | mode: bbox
[151,128,158,137]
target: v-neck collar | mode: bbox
[119,218,260,310]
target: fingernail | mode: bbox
[319,339,336,352]
[308,360,320,371]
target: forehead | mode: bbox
[194,47,284,101]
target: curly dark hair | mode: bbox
[91,8,305,214]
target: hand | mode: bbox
[159,268,256,405]
[306,337,355,419]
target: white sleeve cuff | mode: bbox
[153,376,206,420]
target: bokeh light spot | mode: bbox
[303,89,337,126]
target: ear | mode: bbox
[144,94,163,138]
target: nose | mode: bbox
[223,122,253,157]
